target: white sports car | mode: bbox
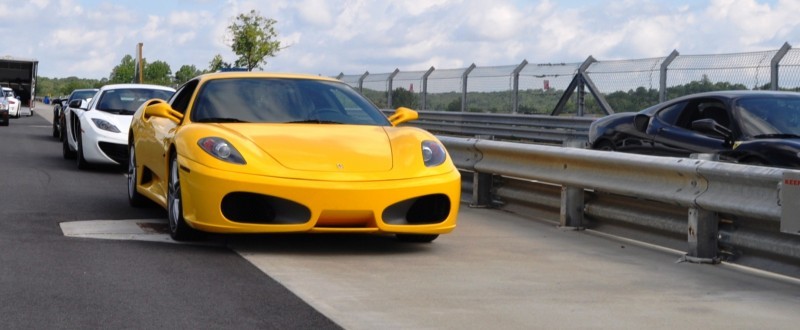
[2,87,21,118]
[63,84,175,169]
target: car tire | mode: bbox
[594,140,616,151]
[59,117,66,141]
[76,125,89,170]
[52,120,58,137]
[168,153,202,241]
[127,144,148,207]
[62,132,76,159]
[740,157,767,166]
[396,234,439,243]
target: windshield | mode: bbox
[190,78,390,125]
[736,96,800,138]
[69,90,97,101]
[96,88,175,115]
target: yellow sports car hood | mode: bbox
[234,124,393,172]
[176,123,455,181]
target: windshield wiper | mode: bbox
[195,117,250,123]
[287,119,344,124]
[752,133,800,139]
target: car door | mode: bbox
[650,98,732,155]
[137,80,198,201]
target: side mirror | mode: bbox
[633,114,650,133]
[69,99,90,110]
[143,99,183,124]
[387,107,419,126]
[691,118,733,140]
[68,99,82,109]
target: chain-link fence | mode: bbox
[337,42,798,116]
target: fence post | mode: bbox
[771,42,792,91]
[461,63,476,112]
[336,72,344,80]
[659,50,679,102]
[358,71,369,94]
[422,66,435,111]
[511,60,528,114]
[576,57,596,117]
[387,68,400,109]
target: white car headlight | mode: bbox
[91,118,121,133]
[422,140,447,167]
[198,137,246,164]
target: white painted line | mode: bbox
[60,219,176,244]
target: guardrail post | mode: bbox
[472,172,494,208]
[687,208,719,261]
[471,135,493,208]
[686,153,720,262]
[560,186,584,228]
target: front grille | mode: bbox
[98,142,128,164]
[382,194,451,225]
[222,192,311,224]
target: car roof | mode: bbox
[672,90,800,101]
[98,83,176,92]
[70,88,99,93]
[194,71,341,83]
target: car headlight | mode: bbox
[91,118,121,133]
[198,137,246,164]
[422,140,447,167]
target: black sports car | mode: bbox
[588,90,800,168]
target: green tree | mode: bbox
[143,60,172,86]
[391,87,417,109]
[208,54,230,72]
[175,65,202,85]
[228,10,281,71]
[109,55,136,84]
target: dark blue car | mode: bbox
[588,90,800,168]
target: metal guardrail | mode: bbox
[383,110,595,145]
[440,136,800,278]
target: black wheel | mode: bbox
[52,109,59,137]
[58,116,66,141]
[593,140,615,151]
[75,126,89,169]
[62,132,76,159]
[168,153,201,241]
[127,144,147,207]
[396,234,439,243]
[740,157,767,166]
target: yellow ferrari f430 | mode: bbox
[127,72,460,242]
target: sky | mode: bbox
[1,0,798,80]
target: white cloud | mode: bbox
[8,0,798,80]
[295,0,333,26]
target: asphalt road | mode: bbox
[3,104,800,329]
[0,106,339,329]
